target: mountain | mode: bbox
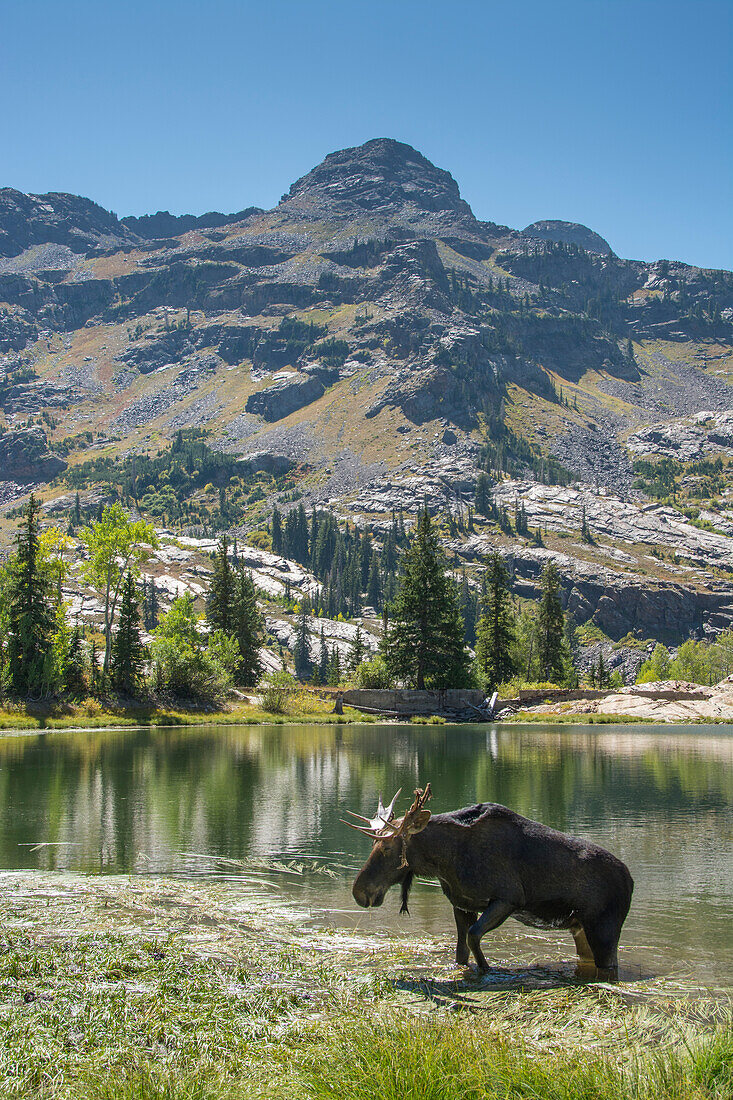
[0,138,731,643]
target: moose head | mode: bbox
[346,785,432,909]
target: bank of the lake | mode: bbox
[0,697,373,731]
[1,872,730,1100]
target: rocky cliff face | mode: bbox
[0,189,139,257]
[0,139,731,643]
[121,207,262,240]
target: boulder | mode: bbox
[245,375,325,422]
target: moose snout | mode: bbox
[352,882,384,908]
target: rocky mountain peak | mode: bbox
[522,219,613,255]
[0,188,139,258]
[279,138,475,222]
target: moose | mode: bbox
[347,785,633,972]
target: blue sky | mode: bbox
[3,0,731,268]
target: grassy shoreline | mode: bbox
[0,698,376,732]
[0,700,727,733]
[0,872,730,1100]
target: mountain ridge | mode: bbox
[0,138,731,643]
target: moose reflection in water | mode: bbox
[349,784,634,973]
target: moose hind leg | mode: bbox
[570,921,595,965]
[453,908,478,966]
[467,900,515,973]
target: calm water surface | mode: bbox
[1,722,731,989]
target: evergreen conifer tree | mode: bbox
[6,494,56,697]
[148,580,159,630]
[293,597,313,681]
[349,625,366,671]
[475,554,516,689]
[367,557,382,610]
[64,626,87,696]
[536,562,566,682]
[231,570,263,686]
[475,472,492,516]
[111,571,145,695]
[383,509,470,689]
[327,645,341,686]
[207,536,233,634]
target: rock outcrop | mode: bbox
[522,219,613,255]
[121,207,261,240]
[0,189,139,257]
[279,137,479,226]
[0,427,66,480]
[626,411,733,460]
[246,374,325,421]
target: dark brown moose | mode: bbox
[347,784,633,972]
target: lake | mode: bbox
[1,722,731,991]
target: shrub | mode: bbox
[248,530,272,550]
[353,655,392,689]
[261,670,294,713]
[150,597,234,703]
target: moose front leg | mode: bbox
[453,907,478,965]
[467,900,515,972]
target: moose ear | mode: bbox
[406,809,431,835]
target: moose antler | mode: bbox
[342,784,433,839]
[405,784,432,819]
[342,789,402,836]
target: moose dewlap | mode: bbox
[347,785,633,972]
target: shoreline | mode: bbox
[0,699,726,734]
[1,870,729,1100]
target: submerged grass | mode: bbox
[0,873,729,1100]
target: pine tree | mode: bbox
[293,597,313,681]
[475,554,516,689]
[231,570,263,686]
[383,509,470,689]
[286,504,310,566]
[111,571,145,695]
[207,536,234,634]
[89,637,99,692]
[6,494,56,697]
[327,646,341,686]
[145,579,159,630]
[536,562,566,682]
[64,626,87,696]
[349,625,366,671]
[459,570,478,647]
[367,556,382,611]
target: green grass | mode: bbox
[0,700,375,731]
[1,873,730,1100]
[288,1016,733,1100]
